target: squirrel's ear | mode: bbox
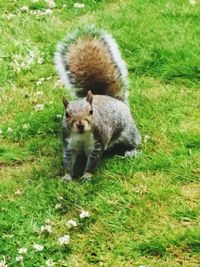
[86,90,93,105]
[62,96,69,109]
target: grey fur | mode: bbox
[61,96,141,179]
[54,27,129,104]
[55,27,141,180]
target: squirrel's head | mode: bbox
[63,91,93,134]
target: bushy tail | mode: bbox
[55,26,129,103]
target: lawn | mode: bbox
[0,0,200,266]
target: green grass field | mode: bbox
[0,0,200,266]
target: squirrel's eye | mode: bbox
[89,109,93,115]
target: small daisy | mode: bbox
[45,9,53,15]
[134,185,148,195]
[35,104,44,111]
[35,91,43,96]
[66,219,77,229]
[7,127,13,133]
[16,255,23,262]
[18,248,27,254]
[5,13,16,20]
[79,210,90,219]
[14,189,23,196]
[144,135,150,143]
[20,6,29,12]
[22,123,30,130]
[58,235,70,245]
[36,80,43,86]
[73,3,85,8]
[45,0,56,9]
[37,58,44,64]
[45,259,55,267]
[56,114,62,119]
[32,244,44,251]
[41,224,52,234]
[55,203,62,209]
[54,79,63,86]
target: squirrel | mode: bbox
[54,26,141,181]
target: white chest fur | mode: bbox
[67,132,95,155]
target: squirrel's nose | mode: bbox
[76,121,84,132]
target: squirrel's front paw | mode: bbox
[62,173,72,182]
[125,149,138,158]
[81,172,92,181]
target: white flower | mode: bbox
[12,61,21,72]
[73,3,85,8]
[55,203,62,209]
[41,224,52,234]
[62,4,67,8]
[28,54,35,65]
[36,80,42,86]
[5,13,16,20]
[144,135,150,142]
[56,114,62,119]
[37,58,44,64]
[79,210,90,219]
[22,123,30,130]
[18,248,27,254]
[0,129,2,134]
[35,91,43,96]
[32,244,44,251]
[36,78,45,86]
[58,235,70,245]
[16,255,23,262]
[20,6,29,12]
[30,9,53,16]
[45,0,56,9]
[189,0,196,5]
[12,50,37,72]
[35,104,44,111]
[45,9,53,15]
[45,259,55,267]
[30,10,38,15]
[7,127,13,133]
[54,79,63,86]
[66,219,77,229]
[32,0,39,2]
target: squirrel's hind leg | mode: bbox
[120,125,141,158]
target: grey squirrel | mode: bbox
[55,26,141,181]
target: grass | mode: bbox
[0,0,200,266]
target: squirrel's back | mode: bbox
[55,26,128,102]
